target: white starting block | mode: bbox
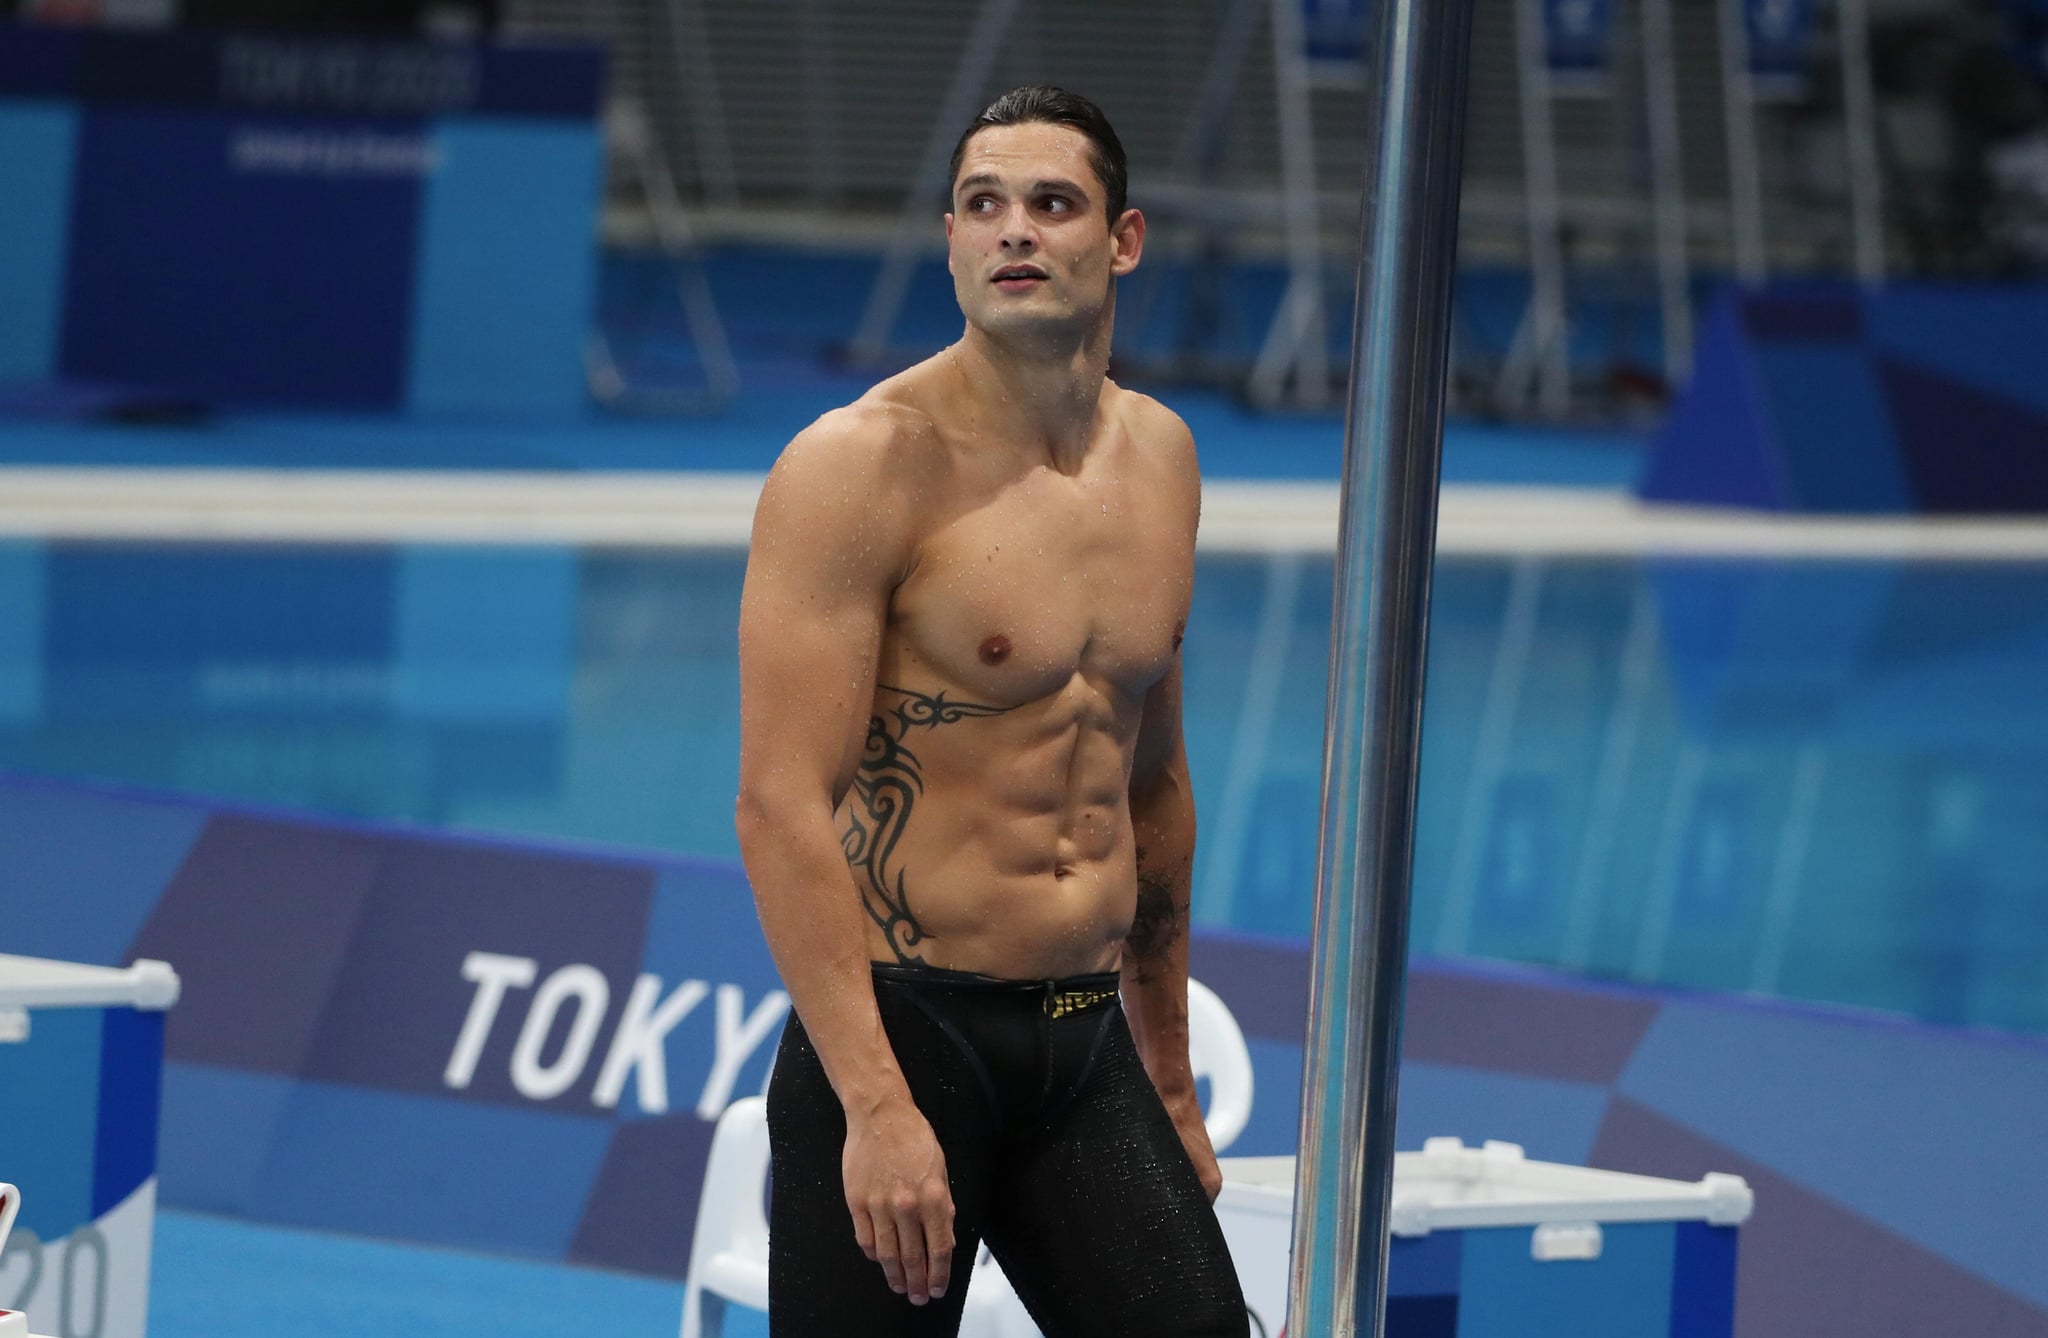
[1216,1138,1754,1336]
[0,1184,58,1338]
[0,956,181,1338]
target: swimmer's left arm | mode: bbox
[1122,656,1221,1201]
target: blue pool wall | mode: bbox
[2,769,2045,1336]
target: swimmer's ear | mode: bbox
[1110,207,1146,277]
[944,212,956,272]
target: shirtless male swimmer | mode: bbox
[735,86,1249,1338]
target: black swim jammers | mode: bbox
[765,962,1250,1337]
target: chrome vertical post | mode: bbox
[1286,0,1477,1332]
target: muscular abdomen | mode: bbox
[838,677,1139,978]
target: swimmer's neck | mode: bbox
[947,317,1113,472]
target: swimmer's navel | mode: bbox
[979,634,1012,666]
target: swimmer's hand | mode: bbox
[1164,1088,1224,1202]
[844,1095,956,1306]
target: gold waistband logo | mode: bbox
[1045,986,1119,1019]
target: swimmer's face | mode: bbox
[945,122,1143,340]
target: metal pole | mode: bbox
[1287,0,1476,1332]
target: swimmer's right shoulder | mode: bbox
[769,395,945,487]
[753,399,943,571]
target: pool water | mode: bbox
[1,539,2043,1036]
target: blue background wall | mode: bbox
[0,28,603,415]
[1644,287,2048,513]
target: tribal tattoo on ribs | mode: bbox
[842,684,1013,964]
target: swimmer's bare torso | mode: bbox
[828,362,1196,979]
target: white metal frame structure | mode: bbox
[1641,0,1696,383]
[845,0,1365,411]
[580,0,741,414]
[1716,0,1887,285]
[846,0,1026,366]
[1496,0,1574,417]
[1718,0,1772,284]
[1836,0,1886,285]
[1246,0,1340,410]
[1497,0,1706,415]
[506,0,1911,422]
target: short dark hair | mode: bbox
[947,85,1129,220]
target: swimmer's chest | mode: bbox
[887,473,1191,702]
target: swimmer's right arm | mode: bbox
[735,412,955,1307]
